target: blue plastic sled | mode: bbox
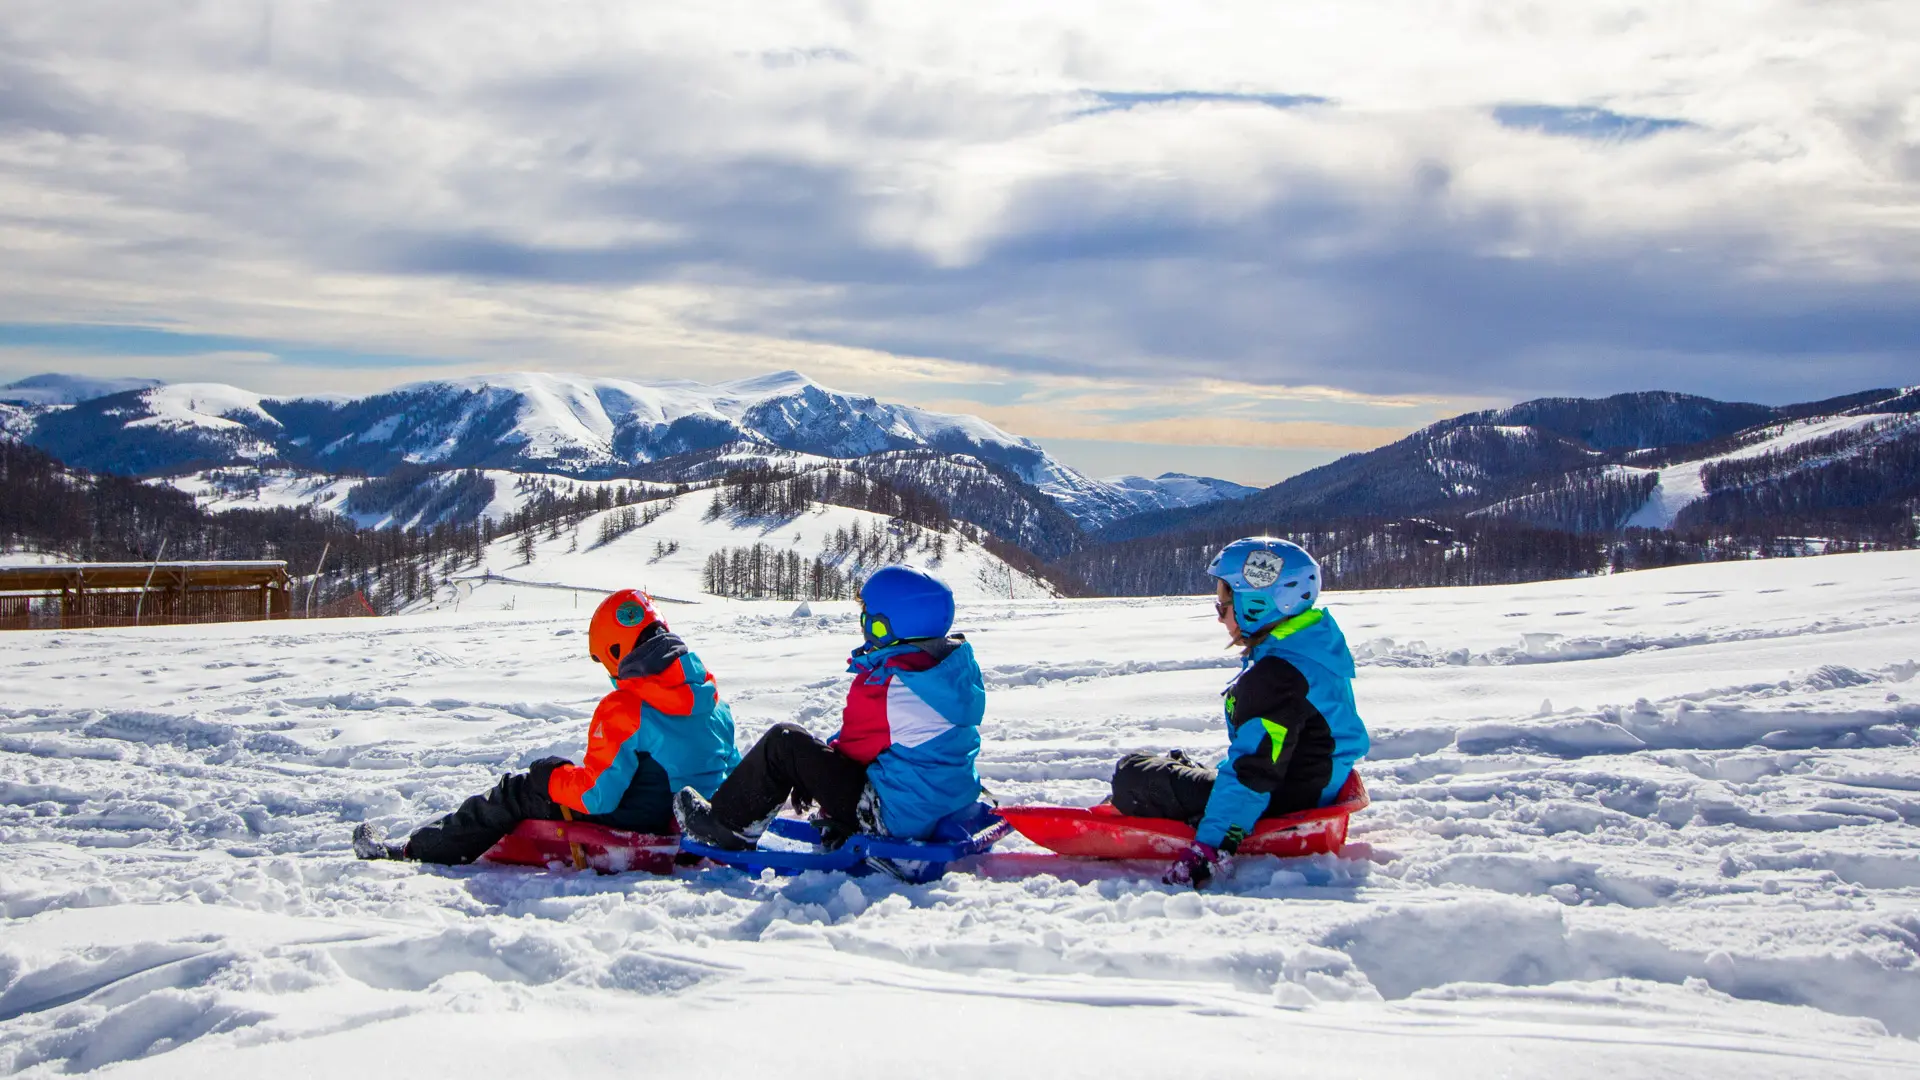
[680,801,1011,884]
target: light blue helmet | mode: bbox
[1206,537,1321,635]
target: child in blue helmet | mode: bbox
[674,565,987,848]
[1109,537,1369,889]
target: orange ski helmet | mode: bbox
[588,589,663,676]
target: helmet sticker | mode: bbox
[1241,550,1282,588]
[615,601,647,626]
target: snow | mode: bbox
[426,483,1056,611]
[0,403,29,443]
[124,385,279,435]
[1625,413,1915,529]
[162,469,365,519]
[159,469,671,532]
[376,370,937,465]
[4,552,1920,1077]
[0,551,87,568]
[107,385,283,463]
[1098,472,1259,512]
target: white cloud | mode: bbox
[0,0,1914,416]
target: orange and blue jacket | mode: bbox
[546,631,740,815]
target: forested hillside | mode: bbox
[1066,388,1920,594]
[6,382,1917,603]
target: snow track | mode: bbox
[3,554,1920,1076]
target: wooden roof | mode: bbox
[0,561,292,592]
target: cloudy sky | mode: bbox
[1,1,1916,484]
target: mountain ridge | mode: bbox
[1090,386,1920,547]
[5,370,1253,531]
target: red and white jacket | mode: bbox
[832,646,944,762]
[826,637,987,839]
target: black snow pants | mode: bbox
[1110,751,1305,824]
[708,722,872,834]
[404,755,673,865]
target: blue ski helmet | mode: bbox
[859,565,955,647]
[1206,537,1320,635]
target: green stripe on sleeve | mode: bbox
[1261,719,1290,762]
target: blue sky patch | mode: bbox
[0,323,461,371]
[1083,90,1329,115]
[1493,104,1694,141]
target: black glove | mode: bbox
[810,815,856,851]
[526,755,571,793]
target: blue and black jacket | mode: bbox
[1195,608,1369,851]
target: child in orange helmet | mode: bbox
[352,589,741,864]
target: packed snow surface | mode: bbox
[4,552,1920,1077]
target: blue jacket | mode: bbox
[1195,609,1369,850]
[549,633,740,815]
[836,636,986,839]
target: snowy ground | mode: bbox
[3,552,1918,1077]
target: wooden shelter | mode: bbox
[0,561,293,631]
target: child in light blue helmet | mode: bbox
[1108,537,1369,889]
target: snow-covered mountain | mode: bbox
[14,370,1253,530]
[0,373,162,406]
[1097,387,1920,544]
[1101,472,1260,514]
[272,369,1066,482]
[162,466,673,533]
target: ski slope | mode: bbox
[428,484,1057,609]
[3,552,1919,1077]
[1625,413,1917,529]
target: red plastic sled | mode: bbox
[996,772,1369,860]
[482,819,681,875]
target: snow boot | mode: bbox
[352,822,408,861]
[673,788,760,851]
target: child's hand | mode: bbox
[527,756,572,789]
[1164,840,1221,890]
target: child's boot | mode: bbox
[673,788,760,851]
[352,822,409,860]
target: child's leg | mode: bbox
[405,769,559,865]
[1111,752,1215,823]
[709,722,869,830]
